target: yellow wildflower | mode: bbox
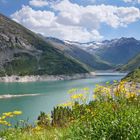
[83,87,89,91]
[0,120,11,126]
[68,88,77,94]
[33,125,43,132]
[126,92,136,99]
[3,112,13,117]
[71,94,84,99]
[59,101,73,107]
[1,116,6,120]
[13,111,22,115]
[93,94,97,99]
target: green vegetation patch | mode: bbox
[124,67,140,82]
[121,53,140,71]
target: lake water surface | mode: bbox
[0,74,125,123]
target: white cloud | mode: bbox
[53,0,140,28]
[11,0,140,42]
[45,25,103,42]
[12,5,55,26]
[11,5,102,42]
[29,0,48,7]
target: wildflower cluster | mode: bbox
[0,111,22,127]
[94,81,139,101]
[58,101,74,107]
[68,87,90,104]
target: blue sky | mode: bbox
[0,0,140,42]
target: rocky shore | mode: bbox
[0,73,93,83]
[0,72,127,83]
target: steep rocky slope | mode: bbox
[0,13,88,76]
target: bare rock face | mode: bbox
[0,13,88,76]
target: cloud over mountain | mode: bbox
[11,0,140,42]
[29,0,48,7]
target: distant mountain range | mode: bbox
[1,13,140,77]
[49,37,140,71]
[69,37,140,65]
[40,37,112,70]
[0,13,88,76]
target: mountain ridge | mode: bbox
[40,36,113,70]
[43,36,140,67]
[0,13,88,76]
[77,37,140,65]
[1,12,140,77]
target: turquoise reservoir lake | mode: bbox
[0,74,125,123]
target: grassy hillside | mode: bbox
[120,53,140,71]
[0,13,88,76]
[123,67,140,82]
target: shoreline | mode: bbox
[0,72,127,83]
